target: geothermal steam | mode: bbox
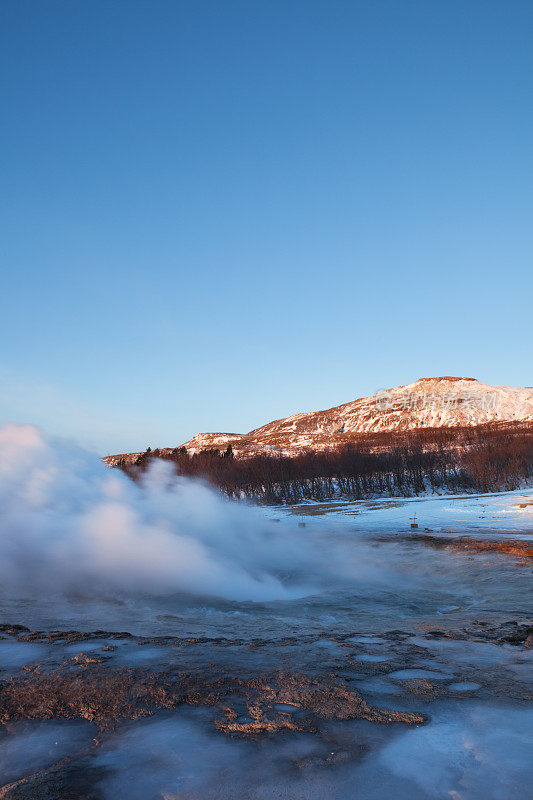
[0,424,309,602]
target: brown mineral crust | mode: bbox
[416,620,533,647]
[401,678,448,697]
[14,629,135,644]
[0,625,30,637]
[215,703,305,736]
[404,534,532,560]
[0,667,221,730]
[0,666,425,735]
[258,673,425,724]
[446,538,532,558]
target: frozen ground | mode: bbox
[269,487,533,535]
[0,487,531,799]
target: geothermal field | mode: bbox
[0,425,531,798]
[3,1,532,796]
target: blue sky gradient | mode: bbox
[1,1,532,452]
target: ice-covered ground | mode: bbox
[0,475,531,799]
[267,487,533,535]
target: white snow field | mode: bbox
[266,487,533,536]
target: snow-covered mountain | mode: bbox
[176,377,533,457]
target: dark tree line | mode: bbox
[114,422,533,503]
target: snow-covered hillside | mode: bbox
[177,377,533,456]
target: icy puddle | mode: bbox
[388,668,453,680]
[378,702,533,800]
[357,653,389,662]
[0,720,95,785]
[0,640,48,671]
[88,702,533,800]
[449,681,481,692]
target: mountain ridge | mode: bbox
[104,377,533,464]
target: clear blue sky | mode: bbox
[1,0,532,453]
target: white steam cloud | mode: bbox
[0,424,309,602]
